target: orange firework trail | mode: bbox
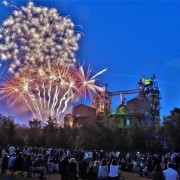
[0,62,106,121]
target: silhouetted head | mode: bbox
[101,158,107,166]
[167,162,173,169]
[111,159,117,165]
[154,164,162,172]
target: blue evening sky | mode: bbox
[0,0,180,124]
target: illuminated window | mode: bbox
[126,119,131,126]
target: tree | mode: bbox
[28,118,43,146]
[43,116,59,147]
[163,108,180,151]
[0,114,17,145]
[29,119,41,129]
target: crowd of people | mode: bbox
[0,145,179,180]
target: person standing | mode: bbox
[1,153,9,174]
[163,162,179,180]
[8,152,16,174]
[79,157,89,180]
[32,154,46,180]
[147,152,153,178]
[23,154,33,178]
[9,145,16,156]
[59,156,69,180]
[152,164,164,180]
[68,158,78,180]
[14,152,24,176]
[88,160,100,180]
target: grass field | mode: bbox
[121,171,148,180]
[0,171,149,180]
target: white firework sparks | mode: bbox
[0,1,106,122]
[0,1,80,73]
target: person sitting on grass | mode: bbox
[97,158,108,180]
[109,159,120,180]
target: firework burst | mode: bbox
[0,1,106,121]
[0,62,106,120]
[0,1,80,73]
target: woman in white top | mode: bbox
[97,158,109,180]
[109,159,119,180]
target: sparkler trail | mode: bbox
[91,68,107,80]
[0,1,107,122]
[58,92,74,117]
[51,85,59,116]
[55,88,70,118]
[35,84,43,111]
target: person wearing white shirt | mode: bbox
[8,152,16,174]
[115,151,120,159]
[2,148,7,157]
[9,145,15,156]
[97,158,109,180]
[163,162,179,180]
[109,159,119,180]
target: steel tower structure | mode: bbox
[91,75,161,125]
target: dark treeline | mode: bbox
[0,108,179,152]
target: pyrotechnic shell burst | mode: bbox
[0,1,106,121]
[0,62,106,120]
[0,1,80,73]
